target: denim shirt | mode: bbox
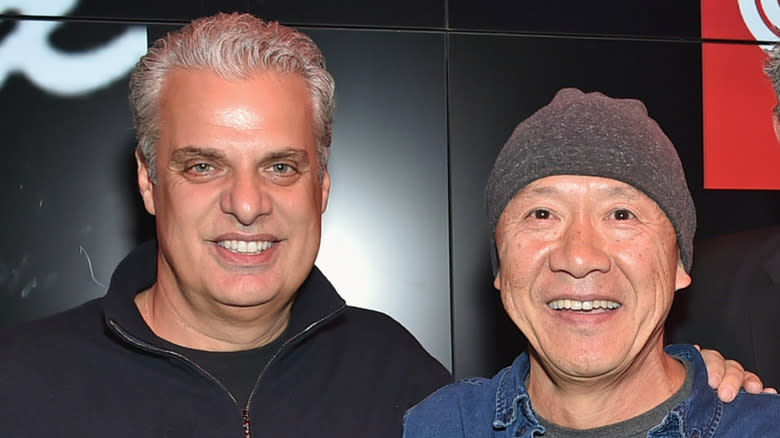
[403,344,780,437]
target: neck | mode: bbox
[135,284,293,352]
[526,343,685,429]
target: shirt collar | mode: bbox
[491,345,720,437]
[492,353,544,435]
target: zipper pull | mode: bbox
[242,408,251,438]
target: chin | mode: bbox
[211,276,281,300]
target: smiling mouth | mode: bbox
[547,299,621,311]
[217,240,274,255]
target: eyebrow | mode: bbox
[168,146,312,166]
[169,146,226,165]
[265,148,310,166]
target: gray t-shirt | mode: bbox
[537,358,694,438]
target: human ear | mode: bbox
[320,168,331,213]
[674,258,691,291]
[135,148,156,216]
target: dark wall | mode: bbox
[2,1,778,379]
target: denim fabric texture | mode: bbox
[403,344,780,437]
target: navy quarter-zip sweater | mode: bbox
[0,241,452,437]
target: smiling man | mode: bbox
[134,68,326,352]
[403,88,780,437]
[0,13,451,437]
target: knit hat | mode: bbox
[485,88,696,276]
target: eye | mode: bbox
[271,163,293,173]
[531,209,551,220]
[613,209,634,220]
[189,163,214,173]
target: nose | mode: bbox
[219,169,272,226]
[548,215,610,278]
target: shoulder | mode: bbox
[404,361,522,437]
[341,305,409,326]
[669,345,780,432]
[0,297,104,348]
[716,392,780,434]
[337,306,431,350]
[412,375,497,411]
[0,298,106,390]
[0,298,105,361]
[339,306,449,364]
[730,391,780,407]
[403,376,495,437]
[298,306,452,417]
[322,305,452,381]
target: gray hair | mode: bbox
[765,43,780,117]
[129,12,336,182]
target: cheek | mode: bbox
[273,187,326,236]
[158,181,219,225]
[499,286,522,324]
[611,233,677,271]
[499,282,537,337]
[496,247,543,315]
[279,190,315,220]
[500,241,548,286]
[610,236,680,304]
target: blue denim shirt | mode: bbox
[404,344,780,437]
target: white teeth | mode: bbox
[548,299,621,311]
[217,240,273,254]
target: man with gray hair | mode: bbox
[0,12,451,437]
[404,88,780,437]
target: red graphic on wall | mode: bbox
[702,0,780,189]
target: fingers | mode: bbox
[699,347,725,388]
[700,348,750,403]
[737,370,764,395]
[717,359,747,403]
[730,372,776,394]
[699,347,773,402]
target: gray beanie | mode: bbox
[485,88,696,275]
